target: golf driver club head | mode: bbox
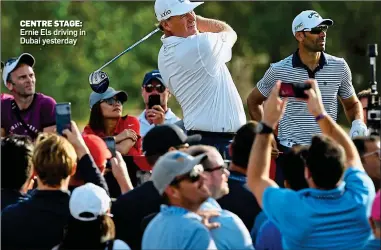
[89,71,109,93]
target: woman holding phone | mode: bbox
[83,87,142,156]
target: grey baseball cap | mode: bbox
[89,87,128,109]
[152,151,207,195]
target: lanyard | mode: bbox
[228,173,247,183]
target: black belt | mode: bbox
[187,130,236,139]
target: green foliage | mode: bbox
[2,2,380,126]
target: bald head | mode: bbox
[186,145,224,170]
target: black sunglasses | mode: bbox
[306,25,328,35]
[204,164,228,173]
[144,84,166,93]
[170,165,204,186]
[100,97,122,106]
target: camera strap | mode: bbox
[11,99,38,137]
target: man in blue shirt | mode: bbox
[142,151,216,249]
[247,79,375,249]
[188,145,254,250]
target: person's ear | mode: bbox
[70,163,77,176]
[304,166,311,180]
[165,186,180,199]
[168,146,177,152]
[6,81,14,91]
[295,32,305,43]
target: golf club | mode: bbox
[89,27,160,93]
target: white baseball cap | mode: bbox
[292,10,333,36]
[69,183,112,221]
[2,53,35,87]
[154,0,203,22]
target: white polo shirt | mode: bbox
[158,32,246,133]
[138,108,180,136]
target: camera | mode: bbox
[366,44,380,136]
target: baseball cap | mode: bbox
[2,53,35,86]
[142,70,165,86]
[89,87,128,109]
[82,134,112,170]
[292,10,333,36]
[143,124,202,156]
[371,190,380,221]
[155,0,203,22]
[69,183,112,221]
[152,151,207,194]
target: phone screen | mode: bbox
[148,95,161,109]
[103,136,116,157]
[279,82,296,97]
[279,82,310,99]
[55,103,71,135]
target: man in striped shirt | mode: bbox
[247,10,366,185]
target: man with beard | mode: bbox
[247,10,365,186]
[1,53,56,140]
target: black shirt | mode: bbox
[1,189,30,211]
[112,181,163,250]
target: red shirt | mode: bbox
[83,115,142,156]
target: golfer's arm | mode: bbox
[196,16,237,43]
[247,87,266,121]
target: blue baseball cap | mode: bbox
[89,87,128,109]
[142,70,165,86]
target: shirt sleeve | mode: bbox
[262,187,303,237]
[40,95,57,128]
[197,32,234,75]
[343,168,376,214]
[256,65,277,98]
[338,60,355,99]
[124,116,142,155]
[255,220,282,250]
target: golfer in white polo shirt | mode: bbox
[154,0,246,158]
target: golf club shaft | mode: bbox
[97,27,160,72]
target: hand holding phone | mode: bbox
[279,82,311,99]
[55,103,71,135]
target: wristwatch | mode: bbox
[255,122,274,134]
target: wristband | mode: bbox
[315,113,326,122]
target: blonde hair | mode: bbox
[33,133,77,187]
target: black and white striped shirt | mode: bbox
[257,50,355,146]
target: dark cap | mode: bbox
[142,69,165,86]
[143,124,201,156]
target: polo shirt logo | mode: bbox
[308,12,320,18]
[161,9,171,18]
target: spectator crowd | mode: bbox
[1,1,380,249]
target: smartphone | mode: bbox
[55,102,71,135]
[279,82,311,99]
[103,136,116,158]
[148,95,161,109]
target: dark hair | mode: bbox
[57,215,115,250]
[353,136,380,160]
[186,145,216,170]
[1,135,34,189]
[231,121,258,168]
[306,135,345,189]
[146,153,162,166]
[281,146,309,191]
[88,102,106,133]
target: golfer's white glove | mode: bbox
[349,119,368,138]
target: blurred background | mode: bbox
[1,1,381,128]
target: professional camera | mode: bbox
[366,44,381,136]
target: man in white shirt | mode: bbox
[154,0,246,159]
[139,69,180,136]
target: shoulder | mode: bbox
[270,54,294,69]
[324,53,348,67]
[36,93,57,106]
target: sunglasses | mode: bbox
[144,84,166,93]
[100,98,122,106]
[305,25,328,35]
[204,164,228,173]
[362,150,381,160]
[170,164,204,185]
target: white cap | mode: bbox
[2,53,35,87]
[69,183,111,222]
[292,10,333,36]
[154,0,203,22]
